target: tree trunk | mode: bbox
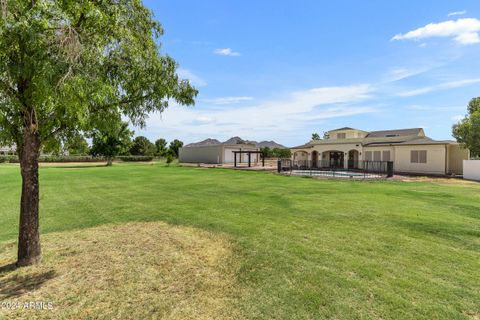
[107,158,113,166]
[17,126,41,267]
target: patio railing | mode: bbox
[277,159,394,178]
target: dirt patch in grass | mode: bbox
[395,175,480,187]
[0,222,240,319]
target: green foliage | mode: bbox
[452,98,480,157]
[165,153,174,166]
[154,138,168,156]
[0,0,197,152]
[323,132,330,139]
[260,147,291,158]
[273,148,291,158]
[116,155,154,162]
[66,134,90,155]
[1,155,107,163]
[311,133,321,140]
[0,155,18,163]
[168,139,183,158]
[90,121,133,161]
[130,136,155,156]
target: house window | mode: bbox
[373,151,381,161]
[411,150,427,163]
[365,151,373,161]
[337,133,346,139]
[382,151,391,161]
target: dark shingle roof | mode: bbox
[366,128,423,138]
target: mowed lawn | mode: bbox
[0,163,479,319]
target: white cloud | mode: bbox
[386,67,431,82]
[397,78,480,97]
[177,68,207,87]
[448,10,467,17]
[214,48,241,56]
[141,84,375,145]
[202,96,253,105]
[452,114,464,122]
[392,18,480,45]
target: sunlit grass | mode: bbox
[0,163,479,319]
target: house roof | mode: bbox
[366,128,423,138]
[364,137,456,146]
[328,127,358,132]
[290,143,313,149]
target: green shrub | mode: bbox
[0,155,19,163]
[0,155,116,163]
[165,153,174,166]
[38,155,105,163]
[116,155,154,162]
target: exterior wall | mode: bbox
[364,146,395,163]
[393,145,446,175]
[447,145,469,175]
[463,160,480,181]
[179,143,259,164]
[329,130,368,140]
[179,145,222,164]
[293,150,309,161]
[222,144,259,163]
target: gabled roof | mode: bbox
[328,127,358,132]
[366,128,423,138]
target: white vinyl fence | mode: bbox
[463,160,480,181]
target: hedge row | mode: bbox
[116,155,154,162]
[0,155,155,163]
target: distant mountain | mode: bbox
[185,138,221,147]
[185,137,287,149]
[256,141,287,149]
[222,136,260,145]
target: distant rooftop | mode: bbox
[328,127,358,132]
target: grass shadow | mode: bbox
[0,270,56,298]
[0,262,17,275]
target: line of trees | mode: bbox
[59,122,185,165]
[260,147,291,158]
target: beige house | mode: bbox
[0,145,16,155]
[291,127,469,175]
[179,143,259,164]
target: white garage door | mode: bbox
[223,148,240,163]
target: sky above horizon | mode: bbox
[136,0,480,147]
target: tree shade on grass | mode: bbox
[0,164,479,319]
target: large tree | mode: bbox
[168,139,183,158]
[453,98,480,157]
[0,1,197,266]
[130,136,155,156]
[66,133,90,155]
[90,121,133,165]
[154,138,168,157]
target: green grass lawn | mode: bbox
[0,163,479,319]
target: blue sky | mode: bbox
[136,0,480,147]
